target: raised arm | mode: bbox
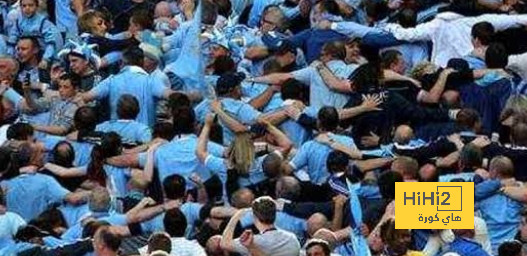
[211,100,249,133]
[220,209,248,252]
[338,95,383,120]
[315,133,363,160]
[315,61,355,93]
[196,113,215,163]
[250,73,294,85]
[417,68,454,104]
[262,120,293,156]
[248,85,281,110]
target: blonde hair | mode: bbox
[228,132,255,176]
[409,61,438,80]
[501,94,527,125]
[78,10,104,34]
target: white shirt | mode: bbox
[0,125,9,145]
[384,12,527,67]
[138,237,206,256]
[508,52,527,81]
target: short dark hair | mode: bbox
[327,150,349,174]
[116,94,140,120]
[498,240,523,256]
[318,106,339,132]
[281,79,306,101]
[74,106,98,131]
[202,0,219,25]
[18,36,41,50]
[51,141,75,167]
[172,107,196,135]
[262,152,283,178]
[320,0,340,16]
[381,50,402,70]
[378,170,403,200]
[95,226,122,252]
[456,108,480,130]
[130,9,154,30]
[168,92,191,113]
[459,144,483,169]
[485,43,508,69]
[212,56,236,76]
[252,197,276,224]
[153,122,175,141]
[471,22,495,46]
[59,73,80,88]
[164,208,187,237]
[306,240,331,256]
[123,47,144,67]
[321,41,346,61]
[397,8,417,28]
[148,232,172,254]
[6,122,34,140]
[511,122,527,146]
[163,174,186,200]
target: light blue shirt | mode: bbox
[241,81,283,113]
[138,134,225,188]
[464,54,486,70]
[290,133,356,184]
[477,185,523,254]
[61,212,127,242]
[292,60,354,109]
[140,202,203,238]
[279,119,312,148]
[58,203,90,228]
[91,66,168,126]
[1,173,70,221]
[0,36,6,55]
[96,119,152,145]
[55,0,78,36]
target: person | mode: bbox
[220,196,301,255]
[379,218,424,256]
[498,240,525,256]
[0,185,26,244]
[92,226,122,256]
[477,156,523,254]
[0,142,90,221]
[95,94,152,146]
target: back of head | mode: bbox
[163,208,187,237]
[74,106,98,132]
[317,106,339,132]
[381,50,402,70]
[498,240,523,256]
[321,41,346,61]
[172,106,196,135]
[252,196,276,225]
[263,58,283,75]
[485,43,508,69]
[51,141,75,168]
[490,156,514,178]
[459,144,483,169]
[6,122,34,141]
[511,122,527,146]
[456,108,481,131]
[147,232,172,254]
[153,122,175,141]
[275,176,301,200]
[230,188,255,208]
[281,79,306,101]
[123,46,145,67]
[94,226,122,252]
[89,187,111,213]
[163,174,186,200]
[117,94,140,120]
[378,170,403,200]
[202,0,219,25]
[262,151,284,179]
[348,63,383,94]
[397,8,416,28]
[326,150,349,174]
[3,142,35,179]
[392,157,419,180]
[471,22,495,46]
[393,125,414,145]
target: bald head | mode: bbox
[307,213,328,237]
[393,125,414,144]
[230,188,254,209]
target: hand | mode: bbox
[361,94,383,111]
[310,60,323,68]
[240,230,255,248]
[447,133,463,149]
[360,132,380,148]
[499,4,512,12]
[72,95,85,106]
[284,105,302,120]
[189,173,204,187]
[360,223,370,237]
[440,68,455,78]
[139,197,156,207]
[315,133,334,145]
[471,136,491,148]
[205,113,216,127]
[475,168,490,179]
[38,60,48,70]
[163,199,182,210]
[333,194,348,207]
[168,19,179,30]
[50,64,65,83]
[210,100,222,113]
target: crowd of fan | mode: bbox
[2,0,527,255]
